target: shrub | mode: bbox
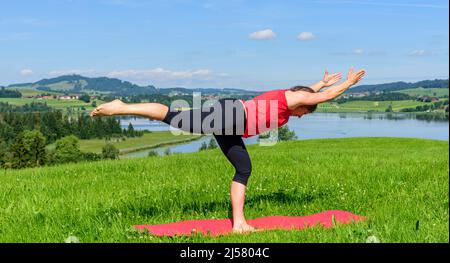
[102,143,120,159]
[53,135,82,164]
[10,130,47,169]
[147,150,158,157]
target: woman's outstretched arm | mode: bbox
[309,69,342,92]
[287,67,365,108]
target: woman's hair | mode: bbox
[289,85,318,112]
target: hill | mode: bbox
[8,75,157,96]
[7,75,260,97]
[0,137,448,242]
[350,79,449,93]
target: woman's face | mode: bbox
[291,106,311,118]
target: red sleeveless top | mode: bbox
[241,89,292,138]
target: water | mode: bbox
[120,113,449,157]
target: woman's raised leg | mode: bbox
[90,99,169,121]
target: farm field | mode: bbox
[318,100,439,113]
[0,98,104,111]
[398,88,449,98]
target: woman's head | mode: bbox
[289,85,318,117]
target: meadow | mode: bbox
[398,87,449,98]
[0,137,448,243]
[5,88,61,97]
[77,131,201,154]
[318,100,437,113]
[0,98,104,111]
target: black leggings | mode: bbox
[162,99,252,185]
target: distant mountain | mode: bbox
[350,79,449,93]
[8,75,157,96]
[7,75,259,96]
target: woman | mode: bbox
[90,67,365,233]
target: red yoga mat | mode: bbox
[134,210,365,237]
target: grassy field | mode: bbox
[5,88,61,97]
[77,131,201,154]
[398,88,449,98]
[0,98,104,111]
[0,137,448,243]
[318,100,437,113]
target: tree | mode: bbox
[80,151,103,162]
[127,123,135,137]
[53,135,82,164]
[147,150,158,157]
[385,105,393,113]
[10,130,47,168]
[199,142,208,151]
[102,143,119,159]
[0,87,22,98]
[208,138,218,149]
[79,94,90,103]
[199,138,218,151]
[0,137,7,167]
[278,126,297,141]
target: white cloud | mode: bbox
[409,50,434,56]
[20,69,34,76]
[353,48,364,54]
[297,32,315,41]
[249,29,276,40]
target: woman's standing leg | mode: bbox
[214,134,255,233]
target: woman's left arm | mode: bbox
[310,70,342,92]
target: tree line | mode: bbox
[0,101,52,112]
[1,109,143,144]
[0,87,22,98]
[0,102,144,169]
[0,131,121,169]
[400,100,449,113]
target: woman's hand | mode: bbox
[345,67,366,86]
[322,70,342,87]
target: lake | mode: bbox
[120,113,449,158]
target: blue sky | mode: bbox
[0,0,448,90]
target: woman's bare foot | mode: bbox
[232,222,257,234]
[90,99,126,117]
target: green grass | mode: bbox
[398,88,449,98]
[0,98,104,110]
[7,84,36,90]
[9,82,77,92]
[46,81,75,91]
[5,88,61,97]
[77,131,201,154]
[318,100,437,113]
[0,138,448,243]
